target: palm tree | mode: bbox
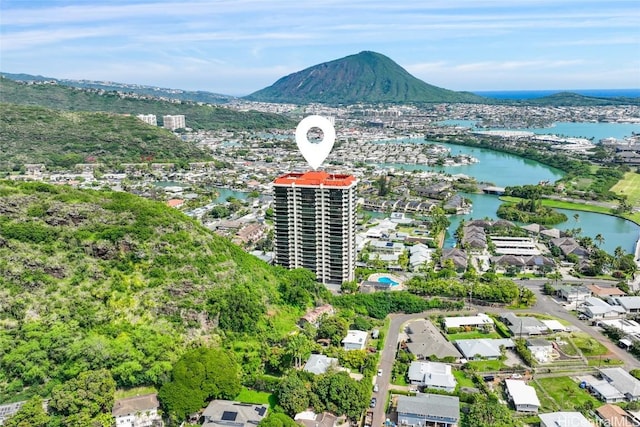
[573,213,580,225]
[595,234,605,248]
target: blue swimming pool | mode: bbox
[378,276,399,286]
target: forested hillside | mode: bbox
[0,181,301,402]
[0,103,211,170]
[0,77,295,130]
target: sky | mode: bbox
[1,0,639,96]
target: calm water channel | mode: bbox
[376,125,640,253]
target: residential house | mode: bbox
[342,330,368,351]
[454,338,514,360]
[579,297,626,320]
[409,244,435,269]
[440,248,467,272]
[461,226,487,251]
[596,404,637,427]
[505,379,540,412]
[501,313,548,337]
[294,411,338,427]
[404,319,462,361]
[443,313,494,331]
[549,237,590,258]
[588,284,626,298]
[556,285,591,304]
[407,361,456,392]
[299,305,334,327]
[0,401,26,425]
[599,368,640,401]
[303,354,338,375]
[491,236,540,256]
[526,339,553,364]
[112,393,162,427]
[538,412,593,427]
[610,297,640,314]
[397,394,460,427]
[202,401,267,427]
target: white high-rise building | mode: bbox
[273,171,358,286]
[162,115,185,130]
[136,114,157,126]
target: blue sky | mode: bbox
[1,0,639,95]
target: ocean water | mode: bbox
[472,89,640,99]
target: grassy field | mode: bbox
[612,172,640,206]
[535,377,601,411]
[570,333,609,356]
[447,330,502,340]
[500,196,613,215]
[115,386,157,400]
[466,359,506,372]
[235,387,277,408]
[453,370,476,388]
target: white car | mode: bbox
[377,369,383,376]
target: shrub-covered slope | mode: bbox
[0,181,295,401]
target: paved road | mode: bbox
[514,279,640,370]
[371,312,433,427]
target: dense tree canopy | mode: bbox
[158,347,241,421]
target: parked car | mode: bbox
[373,383,379,392]
[377,369,383,376]
[370,398,377,408]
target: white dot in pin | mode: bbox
[295,115,335,170]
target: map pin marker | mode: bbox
[295,115,335,170]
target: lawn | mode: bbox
[453,369,475,388]
[466,359,506,372]
[611,172,640,206]
[115,386,157,400]
[570,333,609,356]
[235,387,277,408]
[500,196,613,215]
[536,377,601,411]
[447,330,502,340]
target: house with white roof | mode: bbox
[527,339,553,364]
[341,330,368,351]
[505,379,540,412]
[112,393,162,427]
[443,313,494,331]
[407,361,456,392]
[579,297,626,319]
[539,412,594,427]
[599,368,640,401]
[303,354,338,375]
[409,243,435,269]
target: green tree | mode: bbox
[463,395,520,427]
[159,347,241,421]
[312,371,368,421]
[48,369,116,425]
[258,413,299,427]
[277,373,310,417]
[317,316,349,346]
[3,396,50,427]
[341,280,359,294]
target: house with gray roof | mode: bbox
[397,394,459,427]
[579,297,626,319]
[405,319,462,361]
[501,313,548,337]
[599,368,640,401]
[610,296,640,314]
[454,338,514,360]
[505,379,540,412]
[303,354,338,375]
[202,400,268,427]
[407,361,456,392]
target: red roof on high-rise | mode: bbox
[273,171,356,187]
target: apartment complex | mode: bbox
[272,171,357,287]
[136,114,157,126]
[162,114,186,130]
